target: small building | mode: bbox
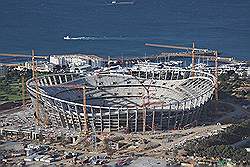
[49,54,104,69]
[22,62,53,73]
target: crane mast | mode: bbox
[83,85,89,132]
[145,42,220,104]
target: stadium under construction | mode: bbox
[27,64,216,133]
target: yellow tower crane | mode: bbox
[145,42,219,107]
[49,84,90,133]
[0,51,48,124]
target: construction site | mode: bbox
[0,43,249,166]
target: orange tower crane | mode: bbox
[145,42,209,77]
[49,84,90,133]
[83,85,89,132]
[145,42,219,105]
[0,51,48,124]
[21,73,26,106]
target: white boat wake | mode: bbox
[63,35,163,41]
[107,1,135,6]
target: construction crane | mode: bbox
[48,83,91,133]
[0,53,48,59]
[0,52,91,130]
[0,51,49,125]
[20,71,27,106]
[128,69,161,132]
[145,42,216,77]
[83,85,89,132]
[145,42,219,108]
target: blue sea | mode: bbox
[0,0,249,60]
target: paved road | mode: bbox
[128,157,167,167]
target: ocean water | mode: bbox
[0,0,249,60]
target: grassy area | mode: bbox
[0,69,49,103]
[0,70,30,102]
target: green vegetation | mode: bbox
[0,70,29,102]
[184,120,250,163]
[0,68,51,103]
[219,71,249,100]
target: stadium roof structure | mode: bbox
[27,67,215,132]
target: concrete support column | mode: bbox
[160,105,163,130]
[48,77,53,85]
[189,100,192,110]
[0,129,3,136]
[41,78,45,86]
[65,75,68,82]
[152,107,155,131]
[135,109,138,132]
[143,108,146,132]
[109,107,111,132]
[167,105,171,129]
[39,78,44,86]
[194,99,198,108]
[58,110,67,128]
[70,113,77,131]
[75,105,82,131]
[126,108,129,131]
[117,109,120,131]
[53,76,57,85]
[59,75,63,84]
[165,70,168,80]
[100,107,103,132]
[170,71,174,80]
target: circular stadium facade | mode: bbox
[27,67,215,132]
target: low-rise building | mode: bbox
[49,54,104,69]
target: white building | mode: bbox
[49,54,104,69]
[14,62,53,73]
